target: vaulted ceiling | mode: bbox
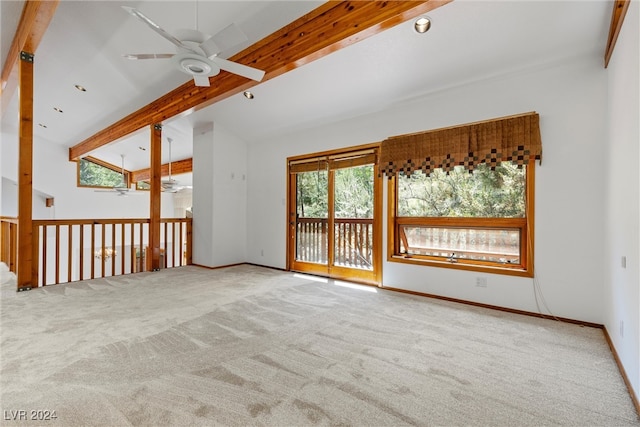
[1,1,612,173]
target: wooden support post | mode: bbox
[17,50,34,290]
[148,124,162,271]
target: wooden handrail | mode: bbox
[297,217,373,224]
[32,218,150,226]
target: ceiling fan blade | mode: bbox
[123,53,174,60]
[200,23,248,58]
[212,23,248,53]
[211,57,265,82]
[122,6,198,54]
[199,37,221,59]
[193,75,210,87]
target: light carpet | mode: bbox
[1,264,638,426]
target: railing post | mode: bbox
[17,50,34,291]
[185,219,193,265]
[148,124,162,271]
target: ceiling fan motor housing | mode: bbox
[174,53,220,77]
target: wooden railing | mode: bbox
[296,217,373,269]
[334,218,373,269]
[0,216,19,273]
[29,218,192,287]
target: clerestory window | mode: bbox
[77,157,129,188]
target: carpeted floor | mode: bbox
[1,264,638,426]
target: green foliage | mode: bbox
[397,162,526,218]
[296,164,374,219]
[334,165,373,219]
[296,170,328,218]
[79,159,125,188]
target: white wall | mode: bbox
[192,122,247,267]
[604,0,639,403]
[192,123,215,266]
[2,177,55,219]
[247,55,608,324]
[1,131,175,219]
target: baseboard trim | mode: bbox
[602,326,640,418]
[190,262,246,270]
[381,286,603,329]
[245,263,287,272]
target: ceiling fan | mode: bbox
[161,138,192,193]
[122,6,265,87]
[94,155,137,196]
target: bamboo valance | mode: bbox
[289,149,376,174]
[379,112,542,177]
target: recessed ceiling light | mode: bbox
[53,107,63,113]
[74,84,86,92]
[38,123,47,128]
[243,91,254,99]
[414,16,431,34]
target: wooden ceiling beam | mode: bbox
[604,0,630,68]
[69,0,451,160]
[1,0,59,117]
[131,158,193,182]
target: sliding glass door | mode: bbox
[288,146,381,285]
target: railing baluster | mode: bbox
[172,222,176,268]
[163,221,168,268]
[31,224,39,287]
[90,224,95,279]
[79,224,84,281]
[55,225,60,285]
[111,223,116,277]
[121,223,125,275]
[101,224,106,278]
[67,225,73,283]
[179,222,184,266]
[130,223,135,274]
[139,222,143,272]
[42,225,48,286]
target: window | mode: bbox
[78,157,128,188]
[136,180,151,191]
[380,112,542,277]
[390,161,534,276]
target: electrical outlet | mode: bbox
[261,249,264,257]
[476,277,487,287]
[621,256,626,268]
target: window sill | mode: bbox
[388,254,533,278]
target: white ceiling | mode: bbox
[1,0,610,173]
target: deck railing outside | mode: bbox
[296,217,373,269]
[1,217,192,287]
